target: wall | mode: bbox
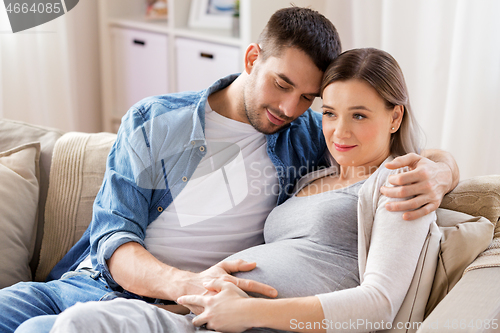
[0,0,102,133]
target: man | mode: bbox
[2,7,458,333]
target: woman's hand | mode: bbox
[178,259,277,314]
[177,279,254,333]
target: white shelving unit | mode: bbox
[98,0,327,132]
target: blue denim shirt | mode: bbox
[48,74,328,289]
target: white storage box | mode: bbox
[175,37,241,92]
[111,27,169,119]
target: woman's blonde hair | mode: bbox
[321,48,422,156]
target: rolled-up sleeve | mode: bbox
[89,109,155,289]
[96,232,146,290]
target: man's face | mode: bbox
[242,47,323,135]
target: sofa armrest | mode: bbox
[418,267,500,333]
[440,175,500,226]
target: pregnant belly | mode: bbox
[224,240,359,299]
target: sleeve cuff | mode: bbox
[94,231,146,290]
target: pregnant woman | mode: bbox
[50,47,438,333]
[177,47,437,332]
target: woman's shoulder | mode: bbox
[368,155,411,179]
[360,156,412,196]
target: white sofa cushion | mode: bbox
[0,119,64,277]
[0,142,40,287]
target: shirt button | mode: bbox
[199,146,205,152]
[191,141,196,145]
[157,206,163,212]
[182,176,188,182]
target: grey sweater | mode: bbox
[227,181,363,298]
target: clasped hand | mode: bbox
[178,259,276,315]
[178,278,252,333]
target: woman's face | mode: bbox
[322,79,402,172]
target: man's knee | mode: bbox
[3,281,42,297]
[0,282,56,333]
[0,281,53,311]
[15,315,57,333]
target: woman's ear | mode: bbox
[391,105,404,132]
[244,43,261,74]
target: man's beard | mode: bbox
[242,92,290,135]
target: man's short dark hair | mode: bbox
[257,6,342,72]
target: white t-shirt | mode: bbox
[143,103,278,272]
[77,103,278,272]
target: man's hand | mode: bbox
[380,153,455,220]
[176,259,277,314]
[108,242,276,312]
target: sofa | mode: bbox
[1,118,500,332]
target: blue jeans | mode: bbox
[0,269,111,333]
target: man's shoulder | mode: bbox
[295,108,322,126]
[281,108,323,139]
[272,108,325,162]
[116,90,207,147]
[130,90,205,120]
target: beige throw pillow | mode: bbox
[424,208,495,317]
[0,142,40,288]
[385,209,494,332]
